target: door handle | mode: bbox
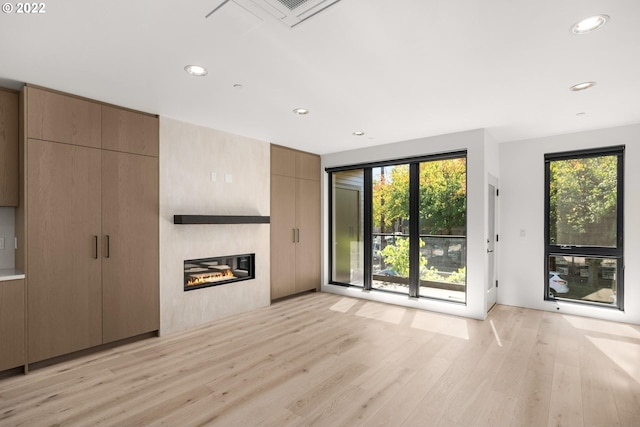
[93,235,98,259]
[105,235,110,258]
[296,228,300,243]
[292,228,296,243]
[487,249,494,253]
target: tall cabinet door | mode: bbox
[27,139,102,363]
[0,89,19,206]
[102,151,159,343]
[295,178,321,293]
[270,174,297,299]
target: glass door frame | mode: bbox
[328,150,467,302]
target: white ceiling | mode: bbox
[1,0,639,155]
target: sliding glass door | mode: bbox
[372,164,410,294]
[418,158,467,302]
[329,152,467,303]
[331,169,364,286]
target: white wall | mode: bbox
[159,117,271,335]
[499,124,640,325]
[321,129,490,320]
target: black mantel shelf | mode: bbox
[173,215,270,225]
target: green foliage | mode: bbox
[372,159,466,234]
[421,266,445,282]
[419,158,466,234]
[445,267,466,284]
[549,156,617,246]
[379,237,426,277]
[380,238,466,284]
[373,165,410,231]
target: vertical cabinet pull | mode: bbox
[93,235,98,259]
[296,228,300,243]
[105,235,110,258]
[292,228,296,243]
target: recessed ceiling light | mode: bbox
[576,112,586,116]
[233,84,243,90]
[570,81,597,91]
[184,65,208,76]
[292,108,309,115]
[571,14,609,34]
[352,131,365,136]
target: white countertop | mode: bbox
[0,268,25,282]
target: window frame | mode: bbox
[327,150,467,302]
[544,145,625,310]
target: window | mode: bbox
[545,146,624,309]
[329,152,467,303]
[418,158,467,302]
[372,164,410,294]
[331,169,364,286]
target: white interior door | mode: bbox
[486,174,498,312]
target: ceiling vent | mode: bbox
[209,0,342,28]
[274,0,310,10]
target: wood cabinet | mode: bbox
[20,85,159,364]
[270,145,320,300]
[0,279,25,371]
[271,175,297,298]
[26,140,103,362]
[102,150,159,343]
[26,86,101,148]
[295,178,321,292]
[102,105,159,156]
[0,88,19,206]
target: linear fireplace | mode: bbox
[184,254,255,291]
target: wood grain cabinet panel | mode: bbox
[270,175,297,299]
[0,89,19,206]
[0,279,25,371]
[21,86,160,366]
[102,151,159,343]
[26,139,103,363]
[295,151,320,182]
[26,86,101,148]
[270,145,320,300]
[271,145,296,177]
[295,178,321,293]
[102,106,159,157]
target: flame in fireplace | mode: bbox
[186,269,235,286]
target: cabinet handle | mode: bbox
[296,228,300,243]
[93,235,98,259]
[105,235,110,258]
[292,228,296,243]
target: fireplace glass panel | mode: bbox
[184,254,255,291]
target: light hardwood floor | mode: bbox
[1,292,640,426]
